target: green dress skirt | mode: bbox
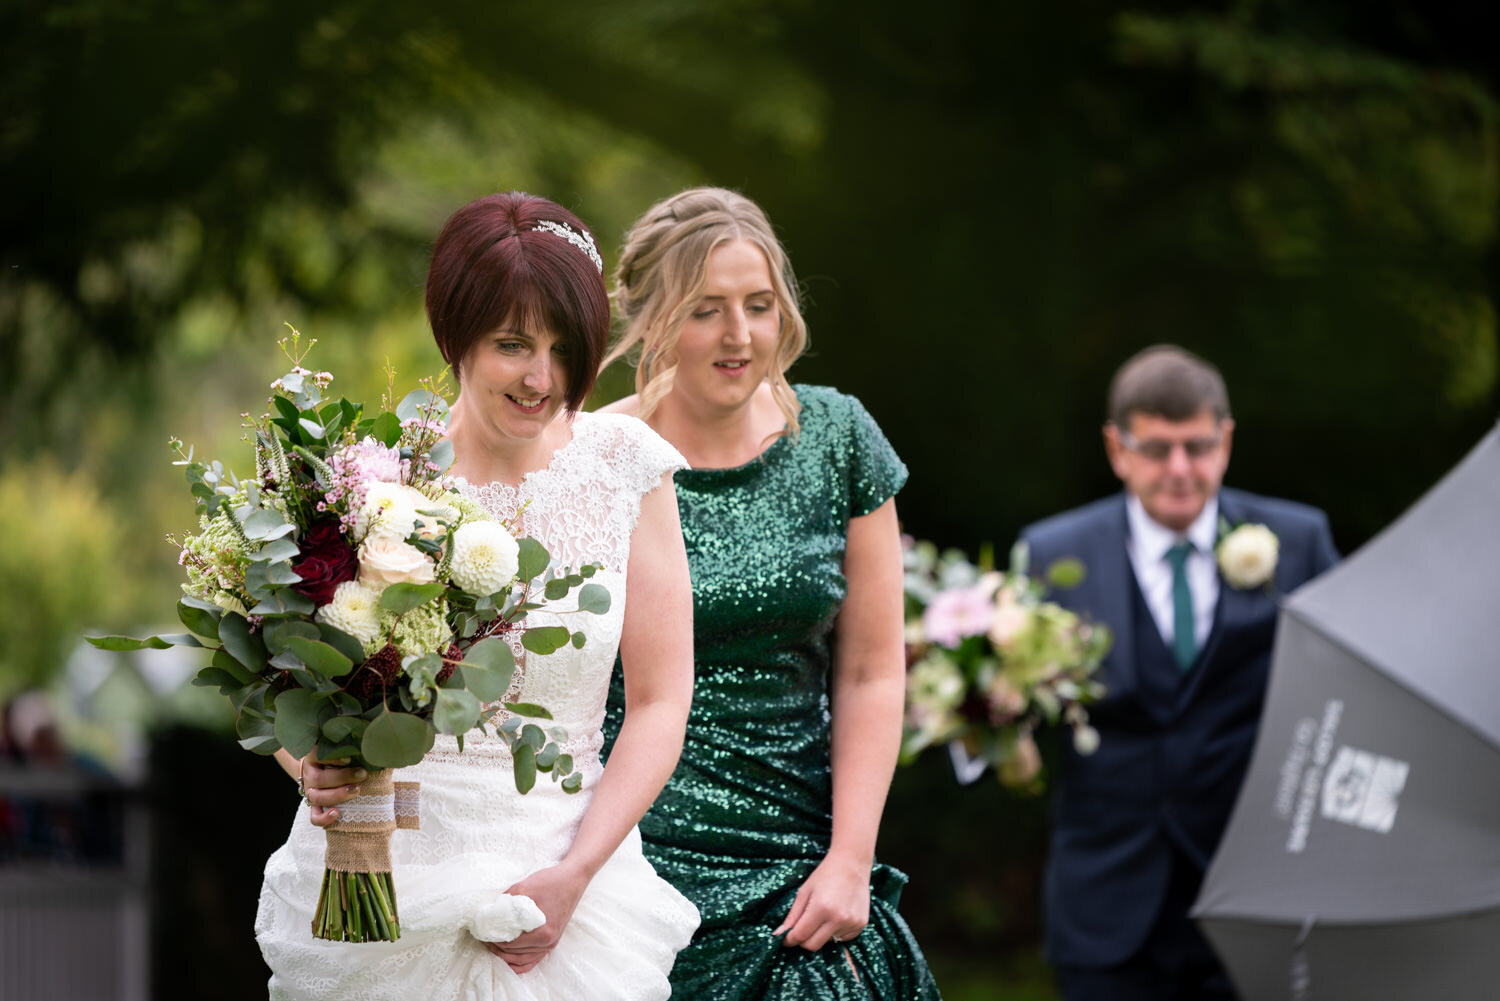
[605,385,942,1000]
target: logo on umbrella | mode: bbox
[1321,746,1408,834]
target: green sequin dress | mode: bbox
[604,385,941,1001]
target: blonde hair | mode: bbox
[603,187,809,434]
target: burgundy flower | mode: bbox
[346,643,403,701]
[291,519,359,607]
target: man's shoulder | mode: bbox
[1022,495,1124,550]
[1219,487,1331,538]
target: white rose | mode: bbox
[356,481,419,542]
[987,587,1033,651]
[449,521,521,595]
[315,580,384,648]
[1217,523,1280,589]
[358,535,437,588]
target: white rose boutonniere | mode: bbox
[1216,520,1280,589]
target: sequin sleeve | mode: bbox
[835,392,908,517]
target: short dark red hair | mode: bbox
[425,192,608,411]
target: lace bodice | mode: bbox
[425,413,686,768]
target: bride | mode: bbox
[254,192,700,999]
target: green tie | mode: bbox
[1165,541,1197,671]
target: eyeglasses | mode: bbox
[1118,430,1223,461]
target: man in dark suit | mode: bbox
[1023,345,1339,1000]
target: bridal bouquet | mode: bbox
[91,331,607,942]
[900,539,1110,794]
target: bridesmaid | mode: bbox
[600,188,941,1000]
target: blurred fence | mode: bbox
[0,765,149,1001]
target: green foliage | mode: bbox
[0,461,121,701]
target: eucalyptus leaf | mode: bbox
[576,583,611,615]
[513,742,537,794]
[298,417,327,439]
[243,508,295,541]
[217,613,268,671]
[284,637,354,679]
[322,716,369,744]
[212,648,256,685]
[520,627,570,655]
[535,744,560,770]
[519,723,546,749]
[516,537,550,582]
[396,388,448,422]
[560,773,582,794]
[570,632,587,650]
[378,581,446,615]
[248,590,316,618]
[361,709,436,769]
[192,666,243,692]
[85,634,173,651]
[316,624,367,666]
[554,753,574,776]
[543,578,570,600]
[236,709,280,756]
[148,632,204,648]
[273,689,326,760]
[461,663,512,702]
[264,619,321,656]
[579,564,596,578]
[503,702,553,719]
[462,637,515,676]
[427,439,454,474]
[257,537,302,563]
[434,689,482,735]
[177,599,223,638]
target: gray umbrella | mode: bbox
[1192,423,1500,1000]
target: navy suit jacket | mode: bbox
[1022,487,1338,969]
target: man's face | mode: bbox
[1104,409,1234,532]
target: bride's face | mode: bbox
[670,239,780,414]
[459,326,571,441]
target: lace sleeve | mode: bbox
[594,413,687,524]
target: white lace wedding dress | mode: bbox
[255,413,700,1000]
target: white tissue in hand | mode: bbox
[468,894,546,943]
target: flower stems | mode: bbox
[311,869,402,942]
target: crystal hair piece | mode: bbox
[531,220,603,274]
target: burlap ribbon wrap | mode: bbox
[323,770,422,873]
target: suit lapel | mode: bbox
[1092,496,1140,700]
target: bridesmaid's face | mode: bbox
[672,239,780,414]
[459,326,571,441]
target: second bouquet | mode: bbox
[93,335,609,942]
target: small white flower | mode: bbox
[1217,523,1280,589]
[448,521,520,595]
[1072,723,1101,756]
[356,481,419,542]
[315,580,384,647]
[358,535,437,588]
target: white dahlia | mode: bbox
[448,521,520,595]
[315,580,384,649]
[355,481,419,542]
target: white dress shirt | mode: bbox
[1125,494,1220,652]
